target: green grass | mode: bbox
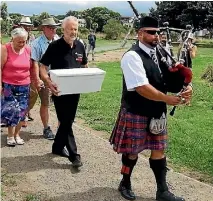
[77,48,213,179]
[1,34,124,47]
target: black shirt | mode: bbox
[40,37,87,70]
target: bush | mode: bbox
[103,19,125,40]
[0,20,12,34]
[78,27,89,39]
[56,27,63,37]
[201,65,213,84]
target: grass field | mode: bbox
[77,48,213,181]
[1,34,124,46]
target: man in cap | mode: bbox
[110,16,192,201]
[31,18,60,140]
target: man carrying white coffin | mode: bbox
[39,16,88,168]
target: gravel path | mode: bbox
[1,104,213,201]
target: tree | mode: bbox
[103,19,125,39]
[9,13,22,25]
[55,14,66,20]
[39,12,50,22]
[66,10,81,17]
[82,7,121,32]
[149,1,213,34]
[1,2,8,20]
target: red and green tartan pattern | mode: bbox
[109,108,167,154]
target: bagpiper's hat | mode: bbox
[139,16,159,29]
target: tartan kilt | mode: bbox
[109,107,168,154]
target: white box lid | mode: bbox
[50,68,106,77]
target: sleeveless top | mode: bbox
[2,43,31,85]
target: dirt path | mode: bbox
[87,48,127,63]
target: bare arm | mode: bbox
[40,63,50,83]
[1,45,7,69]
[189,45,197,58]
[40,63,59,96]
[1,45,7,90]
[136,84,181,106]
[32,60,41,81]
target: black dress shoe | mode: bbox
[71,155,83,168]
[52,147,69,158]
[156,190,185,201]
[118,180,136,200]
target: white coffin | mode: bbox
[49,68,106,96]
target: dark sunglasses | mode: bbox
[143,30,161,35]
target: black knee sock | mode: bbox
[149,157,168,192]
[121,154,138,187]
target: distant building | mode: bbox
[194,29,210,37]
[78,18,86,28]
[120,16,134,28]
[59,18,86,28]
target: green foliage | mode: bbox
[1,20,7,34]
[150,1,213,31]
[0,20,12,34]
[31,15,40,27]
[66,10,81,18]
[201,65,213,83]
[82,7,121,32]
[9,13,22,25]
[56,27,63,37]
[0,2,8,20]
[38,12,50,22]
[78,27,89,38]
[55,14,65,20]
[103,19,125,40]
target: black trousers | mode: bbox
[52,94,80,161]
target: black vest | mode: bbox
[121,44,184,118]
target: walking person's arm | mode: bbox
[40,44,60,96]
[1,45,7,92]
[31,42,44,90]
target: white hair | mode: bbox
[62,16,78,29]
[11,28,28,39]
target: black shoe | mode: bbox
[52,147,69,158]
[156,190,185,201]
[72,155,83,168]
[118,180,136,200]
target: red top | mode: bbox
[2,43,31,85]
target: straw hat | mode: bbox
[40,18,61,26]
[19,16,33,26]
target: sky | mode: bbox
[4,1,156,16]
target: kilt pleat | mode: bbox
[109,108,167,154]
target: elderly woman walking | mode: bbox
[1,28,38,146]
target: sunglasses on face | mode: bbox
[143,30,161,35]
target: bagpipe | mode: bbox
[127,1,193,116]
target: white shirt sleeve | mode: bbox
[121,51,149,91]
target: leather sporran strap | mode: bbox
[149,113,167,135]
